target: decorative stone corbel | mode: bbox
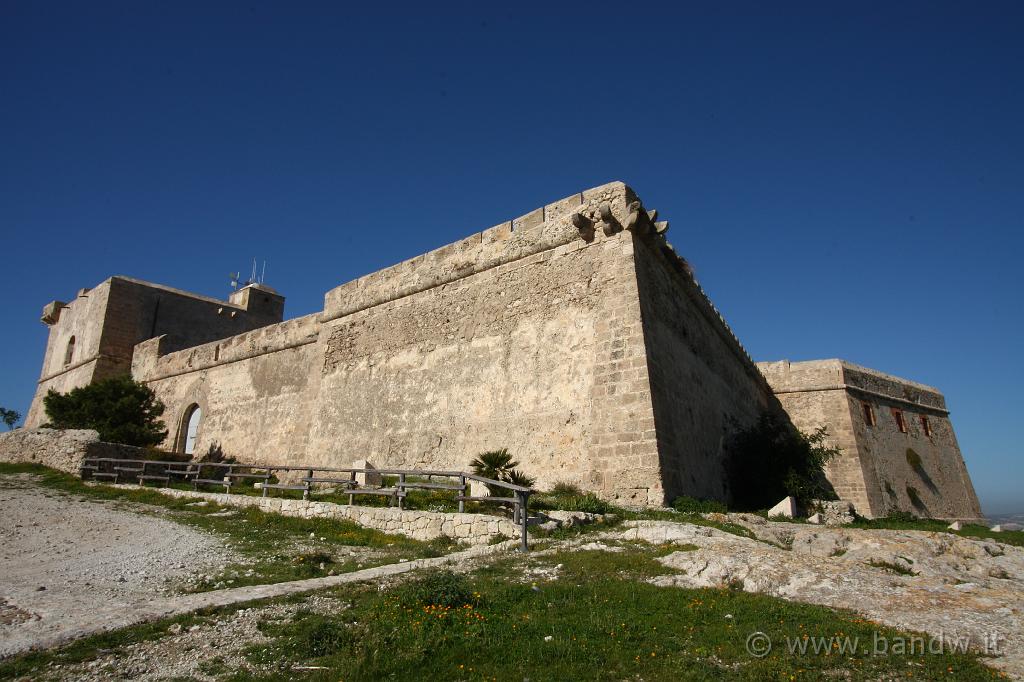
[571,212,596,242]
[598,203,622,236]
[623,201,670,237]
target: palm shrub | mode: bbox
[506,469,536,489]
[470,448,516,495]
[469,448,535,496]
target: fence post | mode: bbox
[517,490,530,552]
[459,475,466,513]
[304,469,312,500]
[397,473,406,509]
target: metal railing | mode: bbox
[80,458,534,551]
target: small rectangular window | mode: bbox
[892,408,907,433]
[920,415,932,438]
[862,402,875,426]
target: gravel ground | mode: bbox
[0,474,237,658]
[37,594,349,682]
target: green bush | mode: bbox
[671,496,727,514]
[43,375,167,447]
[557,492,612,514]
[549,482,583,497]
[404,570,477,609]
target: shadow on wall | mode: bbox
[197,441,235,464]
[906,448,940,496]
[722,411,839,511]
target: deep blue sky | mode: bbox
[2,2,1021,514]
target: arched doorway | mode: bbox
[181,404,202,455]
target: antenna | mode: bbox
[248,258,257,286]
[260,260,266,284]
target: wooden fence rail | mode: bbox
[80,457,534,551]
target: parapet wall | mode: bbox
[322,188,615,320]
[132,313,323,382]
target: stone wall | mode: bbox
[633,236,779,503]
[121,182,817,506]
[758,360,984,521]
[26,284,114,427]
[29,182,968,512]
[0,428,99,474]
[113,485,521,545]
[0,428,158,475]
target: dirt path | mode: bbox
[0,475,236,657]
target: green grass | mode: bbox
[0,463,454,590]
[849,514,1024,548]
[230,548,998,681]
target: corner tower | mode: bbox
[26,277,285,428]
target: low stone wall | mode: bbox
[0,428,99,474]
[111,485,521,545]
[0,428,159,475]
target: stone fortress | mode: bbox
[24,182,983,520]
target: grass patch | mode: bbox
[231,550,995,681]
[671,495,728,514]
[0,540,999,681]
[533,490,614,515]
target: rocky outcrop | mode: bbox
[616,520,1024,678]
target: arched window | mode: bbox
[181,404,202,455]
[64,336,76,366]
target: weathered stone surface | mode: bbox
[0,428,97,473]
[810,499,855,526]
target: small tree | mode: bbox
[43,375,167,447]
[0,407,20,430]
